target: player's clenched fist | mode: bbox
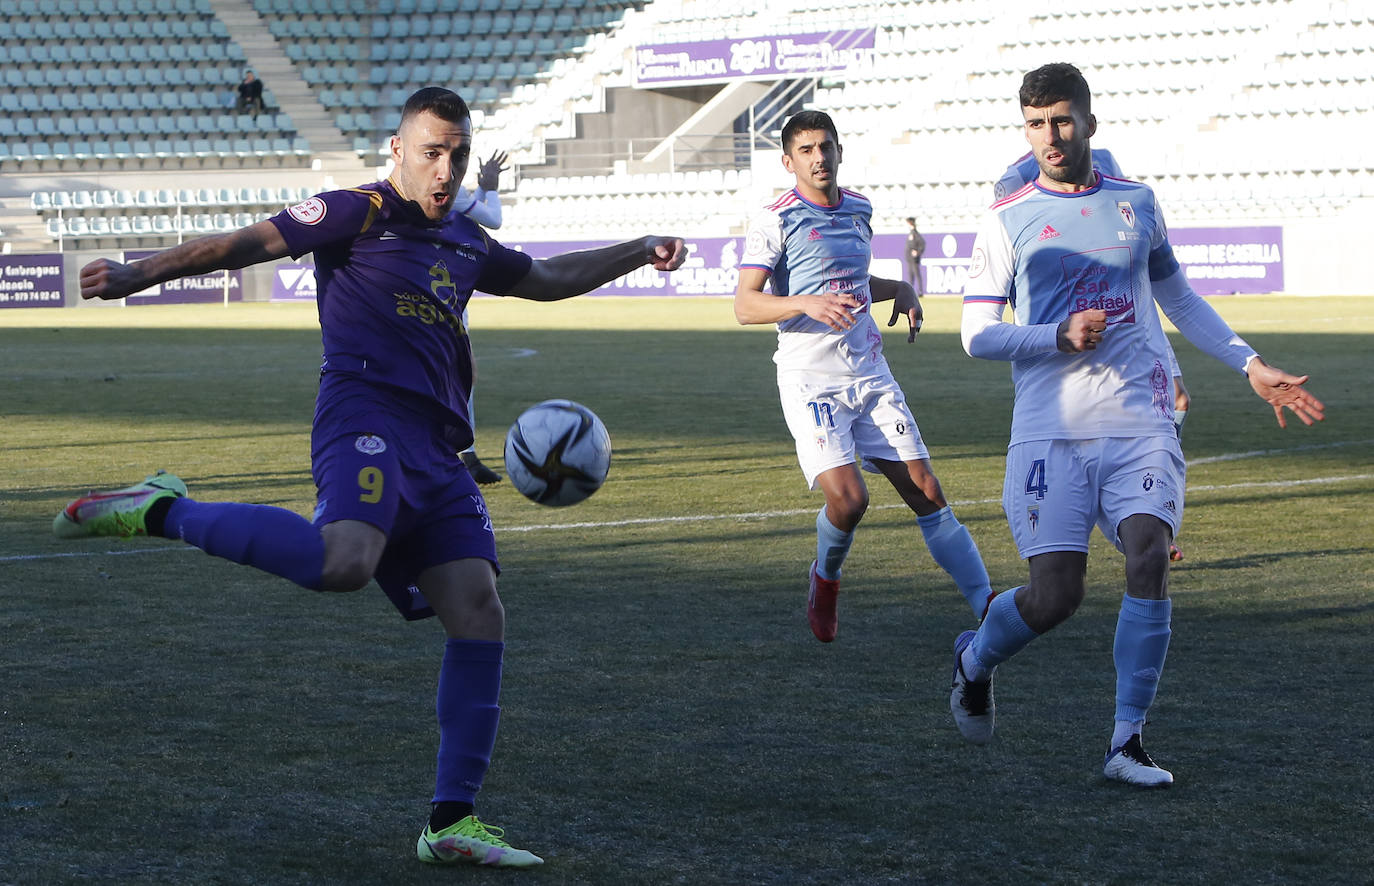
[646,236,688,271]
[1057,308,1108,353]
[79,258,144,301]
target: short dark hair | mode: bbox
[906,217,916,224]
[1019,63,1091,113]
[781,110,839,153]
[399,86,471,129]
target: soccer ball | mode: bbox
[503,399,612,507]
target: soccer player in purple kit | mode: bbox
[55,87,686,867]
[952,63,1324,786]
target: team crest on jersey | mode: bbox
[288,197,327,225]
[968,247,987,278]
[1117,201,1136,228]
[355,434,387,455]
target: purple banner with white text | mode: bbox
[123,250,242,304]
[633,29,876,88]
[483,225,1283,298]
[1167,226,1283,294]
[0,253,64,308]
[271,263,317,301]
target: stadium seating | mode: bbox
[4,0,1372,251]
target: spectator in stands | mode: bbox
[236,70,264,118]
[904,216,925,295]
[456,149,511,485]
[903,217,926,342]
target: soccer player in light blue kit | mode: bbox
[735,109,993,644]
[997,146,1193,563]
[55,87,687,866]
[952,63,1324,785]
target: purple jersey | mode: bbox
[269,179,532,448]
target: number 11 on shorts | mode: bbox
[807,400,835,428]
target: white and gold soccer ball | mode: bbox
[503,399,612,507]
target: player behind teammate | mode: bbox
[952,63,1323,786]
[54,87,687,867]
[734,109,994,643]
[455,148,510,485]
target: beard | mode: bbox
[1038,146,1093,183]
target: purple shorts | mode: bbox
[311,380,497,621]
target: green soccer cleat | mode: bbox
[416,815,544,868]
[52,471,186,540]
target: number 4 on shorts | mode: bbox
[1025,458,1047,500]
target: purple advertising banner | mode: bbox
[503,225,1281,298]
[0,253,64,308]
[633,29,876,88]
[1167,226,1283,295]
[271,263,317,302]
[123,250,242,304]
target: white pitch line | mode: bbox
[1186,438,1374,465]
[5,458,1371,563]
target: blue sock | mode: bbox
[917,506,993,617]
[433,639,504,805]
[163,498,325,590]
[1113,594,1172,724]
[815,507,854,580]
[970,587,1037,672]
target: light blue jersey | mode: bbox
[739,187,887,376]
[963,174,1182,444]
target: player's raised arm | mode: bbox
[79,220,291,301]
[504,235,686,301]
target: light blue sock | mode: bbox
[917,506,994,617]
[164,498,325,589]
[969,588,1037,674]
[815,507,854,581]
[1113,594,1172,725]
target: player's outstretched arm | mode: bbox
[870,276,922,340]
[506,236,686,301]
[1245,356,1325,428]
[733,267,860,330]
[80,221,291,301]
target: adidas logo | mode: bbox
[1038,225,1060,241]
[807,228,823,241]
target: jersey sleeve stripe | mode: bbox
[990,181,1036,210]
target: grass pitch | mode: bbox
[2,295,1371,884]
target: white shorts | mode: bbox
[1002,436,1185,558]
[778,371,929,489]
